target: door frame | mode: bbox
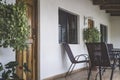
[31,0,39,79]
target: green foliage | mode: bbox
[0,1,30,51]
[0,61,30,80]
[83,27,100,43]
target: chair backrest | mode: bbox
[107,43,113,52]
[86,42,111,67]
[62,43,76,63]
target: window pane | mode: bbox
[59,9,78,44]
[59,10,67,43]
[100,24,108,42]
[68,14,78,43]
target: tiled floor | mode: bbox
[54,68,120,80]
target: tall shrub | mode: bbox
[0,1,30,51]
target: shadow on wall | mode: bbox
[60,44,69,70]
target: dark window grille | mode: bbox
[59,9,78,44]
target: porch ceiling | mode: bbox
[92,0,120,16]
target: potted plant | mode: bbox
[83,27,100,43]
[0,1,30,80]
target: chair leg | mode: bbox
[95,68,105,80]
[119,57,120,70]
[95,72,99,80]
[110,58,116,80]
[87,66,92,80]
[65,63,73,77]
[101,68,106,75]
[99,66,102,80]
[65,63,77,77]
[86,61,89,74]
[66,62,88,77]
[69,63,76,75]
[110,66,115,80]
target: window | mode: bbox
[59,9,78,44]
[100,24,108,42]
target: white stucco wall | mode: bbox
[1,0,15,4]
[110,16,120,48]
[40,0,111,79]
[0,47,15,65]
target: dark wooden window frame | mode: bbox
[59,9,78,44]
[100,24,108,43]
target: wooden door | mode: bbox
[16,0,38,80]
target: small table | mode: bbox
[111,48,120,69]
[111,48,120,52]
[111,48,120,58]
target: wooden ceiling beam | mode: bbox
[106,10,120,13]
[93,0,120,5]
[111,13,120,16]
[92,0,120,16]
[106,10,120,16]
[100,5,120,10]
[108,12,120,15]
[102,9,120,11]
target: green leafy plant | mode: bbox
[83,27,100,43]
[0,1,30,79]
[0,61,30,80]
[0,1,30,51]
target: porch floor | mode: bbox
[54,68,120,80]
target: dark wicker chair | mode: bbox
[86,42,117,80]
[107,43,120,70]
[62,43,89,77]
[107,44,114,60]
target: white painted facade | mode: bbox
[0,47,15,65]
[2,0,120,80]
[40,0,111,79]
[110,16,120,48]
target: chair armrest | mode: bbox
[75,54,89,61]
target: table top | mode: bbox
[111,48,120,52]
